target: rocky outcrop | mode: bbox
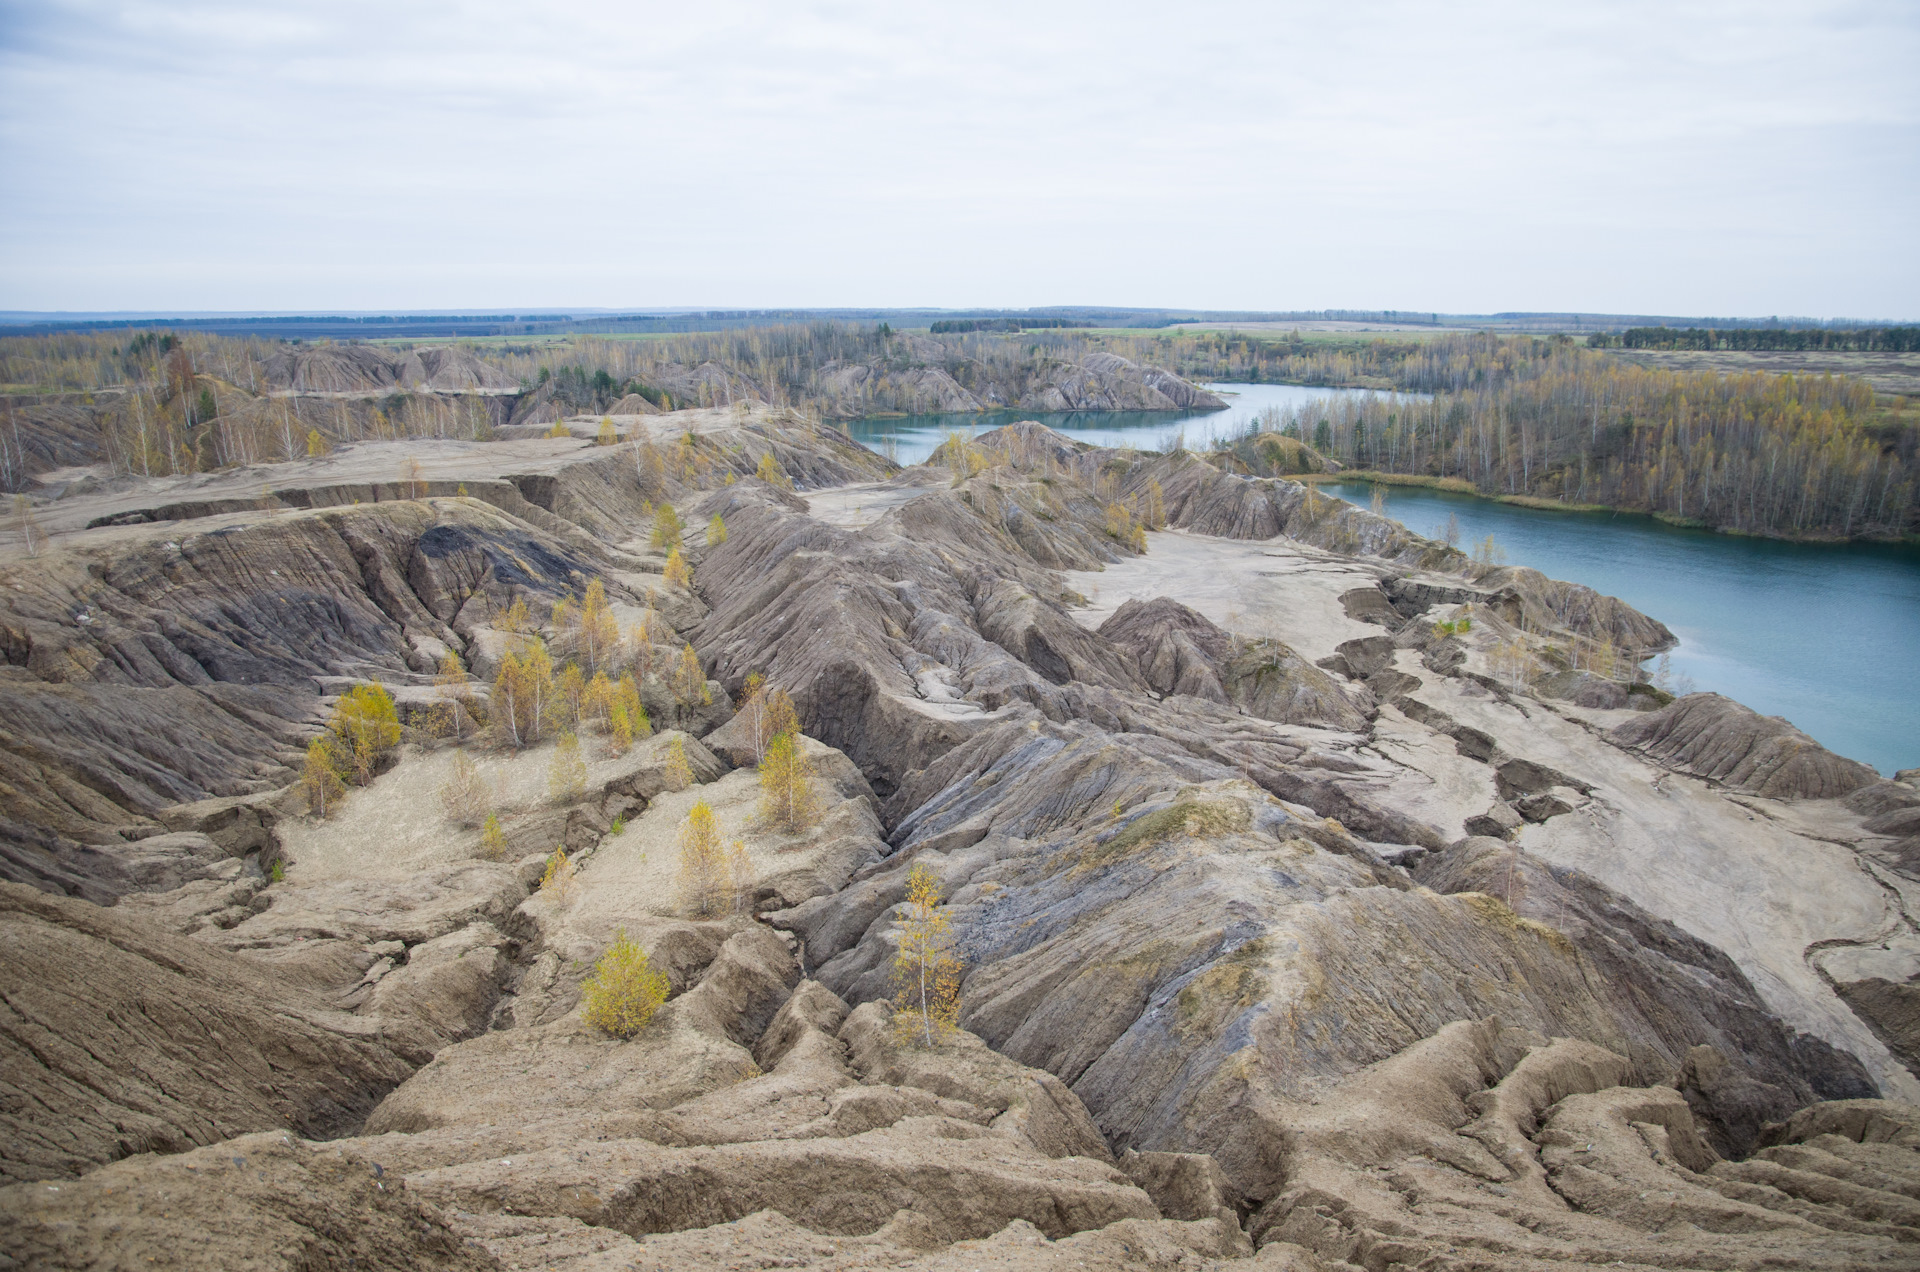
[1610,692,1880,799]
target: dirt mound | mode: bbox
[0,1130,493,1271]
[1248,1021,1920,1268]
[1610,692,1879,798]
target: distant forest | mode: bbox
[2,323,1913,540]
[1219,335,1915,540]
[1599,326,1920,353]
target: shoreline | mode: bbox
[1302,469,1920,547]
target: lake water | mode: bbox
[844,382,1393,466]
[841,381,1919,775]
[1319,482,1920,776]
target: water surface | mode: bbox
[845,382,1393,466]
[1320,482,1919,775]
[841,382,1919,774]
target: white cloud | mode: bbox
[0,0,1914,314]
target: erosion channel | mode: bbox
[5,396,1920,1271]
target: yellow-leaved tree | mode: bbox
[670,643,710,719]
[678,800,727,916]
[596,417,617,447]
[650,503,683,550]
[663,547,693,589]
[301,737,346,817]
[891,861,963,1048]
[755,451,792,489]
[662,735,694,791]
[540,845,578,903]
[765,688,799,744]
[758,731,820,834]
[618,672,649,737]
[1145,478,1166,529]
[327,683,401,785]
[578,579,619,673]
[707,513,728,545]
[736,672,769,763]
[580,929,669,1038]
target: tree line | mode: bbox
[1597,327,1920,353]
[1230,335,1914,539]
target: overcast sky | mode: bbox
[0,0,1913,317]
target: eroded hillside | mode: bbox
[3,404,1919,1271]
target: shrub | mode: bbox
[755,451,793,489]
[540,846,579,903]
[549,732,589,804]
[728,840,755,913]
[545,419,570,439]
[758,731,821,833]
[580,929,669,1038]
[440,751,491,826]
[479,812,510,861]
[1144,479,1166,529]
[891,862,962,1048]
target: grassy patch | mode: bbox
[1085,797,1252,868]
[1173,939,1269,1039]
[1457,891,1575,956]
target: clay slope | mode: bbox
[4,412,1914,1269]
[262,344,520,394]
[1611,691,1880,799]
[0,412,891,901]
[669,432,1879,1196]
[0,883,415,1184]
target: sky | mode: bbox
[0,0,1914,317]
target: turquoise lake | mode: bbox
[843,384,1920,775]
[841,382,1396,465]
